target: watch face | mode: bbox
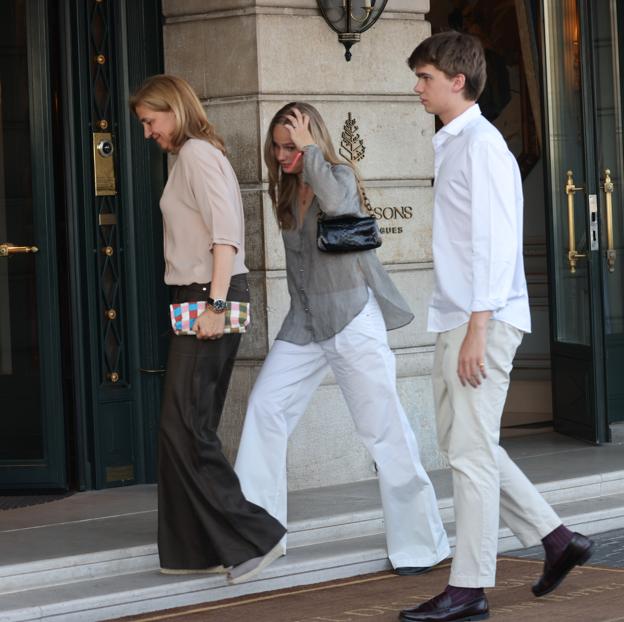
[211,298,227,312]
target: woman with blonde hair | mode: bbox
[130,74,285,584]
[234,102,450,574]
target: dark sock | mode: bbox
[542,524,574,564]
[445,585,485,606]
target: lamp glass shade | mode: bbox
[317,0,388,35]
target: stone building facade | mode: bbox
[4,0,619,492]
[163,0,444,490]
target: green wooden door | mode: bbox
[0,0,166,491]
[0,0,66,488]
[542,0,624,442]
[63,0,166,488]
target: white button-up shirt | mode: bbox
[427,104,531,334]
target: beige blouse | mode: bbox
[159,138,248,286]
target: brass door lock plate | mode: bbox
[93,132,117,196]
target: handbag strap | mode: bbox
[353,170,374,217]
[360,188,374,216]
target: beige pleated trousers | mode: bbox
[433,320,561,587]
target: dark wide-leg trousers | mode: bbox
[158,276,286,570]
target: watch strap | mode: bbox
[207,297,227,313]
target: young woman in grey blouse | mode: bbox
[131,75,285,585]
[234,103,449,574]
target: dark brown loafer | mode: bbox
[532,532,593,597]
[399,593,489,621]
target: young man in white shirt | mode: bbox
[399,31,593,622]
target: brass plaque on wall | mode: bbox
[106,464,134,483]
[92,132,117,196]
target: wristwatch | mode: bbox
[207,297,227,314]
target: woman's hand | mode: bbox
[194,308,225,340]
[195,243,235,340]
[285,108,315,151]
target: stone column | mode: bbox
[162,0,444,490]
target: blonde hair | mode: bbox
[264,102,365,230]
[129,74,226,154]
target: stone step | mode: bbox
[0,493,623,622]
[287,466,624,546]
[1,466,623,596]
[610,422,624,444]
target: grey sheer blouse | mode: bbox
[275,144,414,345]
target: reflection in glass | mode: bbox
[593,1,624,337]
[592,0,624,423]
[543,0,591,345]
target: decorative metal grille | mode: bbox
[87,0,126,386]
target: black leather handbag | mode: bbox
[317,214,382,253]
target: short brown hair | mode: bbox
[407,31,486,101]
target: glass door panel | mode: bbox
[593,0,624,424]
[0,0,65,488]
[543,0,604,442]
[543,0,624,441]
[0,1,43,461]
[543,0,591,346]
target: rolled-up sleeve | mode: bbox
[180,142,243,252]
[469,139,518,312]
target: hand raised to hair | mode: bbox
[284,108,315,151]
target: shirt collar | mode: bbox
[432,104,481,149]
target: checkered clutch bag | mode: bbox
[169,301,251,335]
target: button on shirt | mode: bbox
[427,104,531,334]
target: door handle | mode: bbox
[0,243,39,257]
[602,169,616,272]
[565,170,586,273]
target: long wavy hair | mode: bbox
[264,102,365,230]
[129,74,226,155]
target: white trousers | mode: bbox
[235,293,450,568]
[434,320,561,587]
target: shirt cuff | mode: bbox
[209,238,241,252]
[471,299,503,313]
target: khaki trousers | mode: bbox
[433,320,561,587]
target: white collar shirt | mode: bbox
[427,104,531,333]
